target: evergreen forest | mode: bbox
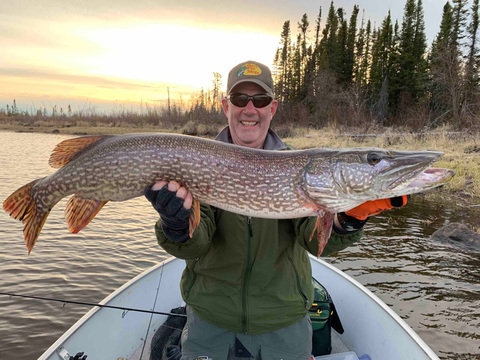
[271,0,480,130]
[1,0,479,133]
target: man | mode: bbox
[145,60,407,359]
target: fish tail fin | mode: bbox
[3,178,50,254]
[65,195,108,233]
[188,199,201,238]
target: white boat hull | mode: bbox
[309,256,438,359]
[39,256,439,360]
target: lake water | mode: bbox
[0,131,479,360]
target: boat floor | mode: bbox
[129,328,352,360]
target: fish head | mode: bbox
[303,148,454,213]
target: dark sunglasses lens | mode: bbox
[230,94,272,108]
[252,95,272,108]
[230,94,249,107]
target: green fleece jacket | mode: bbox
[154,127,363,334]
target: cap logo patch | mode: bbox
[236,63,262,77]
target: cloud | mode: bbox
[0,67,158,90]
[0,66,201,113]
[0,0,461,114]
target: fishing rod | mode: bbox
[0,291,186,318]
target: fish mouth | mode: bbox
[383,150,447,193]
[404,168,455,191]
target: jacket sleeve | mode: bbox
[155,203,216,260]
[293,216,364,257]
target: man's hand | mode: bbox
[150,181,193,209]
[346,195,408,220]
[333,195,408,234]
[145,181,193,242]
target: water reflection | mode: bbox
[329,199,480,359]
[0,131,479,359]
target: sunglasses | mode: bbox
[228,93,273,108]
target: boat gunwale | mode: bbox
[39,256,439,360]
[38,256,177,359]
[310,255,439,359]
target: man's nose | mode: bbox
[243,99,256,113]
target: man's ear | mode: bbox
[270,100,279,117]
[221,97,229,116]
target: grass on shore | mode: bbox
[281,126,480,207]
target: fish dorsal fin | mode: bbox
[65,195,108,233]
[49,135,110,168]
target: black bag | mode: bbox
[150,306,187,360]
[309,278,344,356]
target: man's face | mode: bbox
[222,82,278,149]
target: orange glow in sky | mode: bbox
[0,20,280,112]
[0,0,445,113]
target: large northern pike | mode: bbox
[3,133,454,256]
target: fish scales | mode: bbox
[35,134,313,218]
[3,132,455,255]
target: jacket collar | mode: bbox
[215,126,287,150]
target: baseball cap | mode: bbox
[227,60,274,97]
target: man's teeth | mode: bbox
[241,121,257,126]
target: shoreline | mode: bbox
[0,123,174,136]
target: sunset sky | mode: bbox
[0,0,457,114]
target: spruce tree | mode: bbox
[297,14,310,100]
[370,12,394,120]
[429,1,464,125]
[389,0,428,115]
[273,21,292,104]
[318,2,340,70]
[291,33,302,103]
[451,0,468,49]
[370,12,393,96]
[357,19,372,88]
[306,6,323,108]
[342,5,359,86]
[413,0,428,98]
[336,8,348,83]
[465,0,480,111]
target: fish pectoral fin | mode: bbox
[188,199,201,238]
[309,211,334,257]
[49,135,111,168]
[65,196,108,233]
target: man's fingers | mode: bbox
[176,187,187,198]
[151,180,180,192]
[183,192,193,210]
[152,181,192,210]
[151,181,167,191]
[167,181,180,192]
[175,185,192,209]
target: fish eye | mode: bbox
[367,152,382,165]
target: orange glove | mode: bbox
[345,195,408,221]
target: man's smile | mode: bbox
[240,120,258,126]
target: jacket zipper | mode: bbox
[241,216,253,333]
